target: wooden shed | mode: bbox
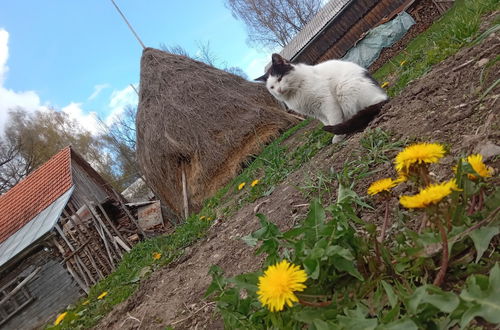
[0,146,142,329]
[280,0,417,64]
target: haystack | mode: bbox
[136,48,297,216]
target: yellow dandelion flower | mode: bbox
[54,312,67,325]
[400,179,461,209]
[367,178,398,195]
[395,142,445,173]
[238,182,246,190]
[466,154,494,178]
[207,217,213,221]
[257,260,307,312]
[152,252,162,260]
[251,179,260,187]
[381,81,389,88]
[82,300,90,305]
[97,291,108,300]
[400,60,407,66]
[199,215,206,220]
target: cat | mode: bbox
[256,53,388,143]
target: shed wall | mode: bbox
[0,248,80,329]
[71,162,110,209]
[293,0,412,64]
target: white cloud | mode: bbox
[61,102,101,135]
[239,49,272,80]
[0,28,107,136]
[0,29,9,85]
[0,28,137,137]
[0,29,49,133]
[88,83,110,101]
[105,85,138,126]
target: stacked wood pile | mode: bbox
[52,197,142,293]
[431,0,455,14]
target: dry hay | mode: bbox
[136,48,297,216]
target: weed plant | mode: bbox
[206,141,499,329]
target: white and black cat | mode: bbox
[256,53,388,143]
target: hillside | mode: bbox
[50,3,499,330]
[97,10,499,330]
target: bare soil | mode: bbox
[369,0,442,73]
[96,18,499,330]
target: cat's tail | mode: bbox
[322,100,388,135]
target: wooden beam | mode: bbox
[0,267,40,306]
[84,200,123,259]
[112,189,146,237]
[66,262,89,293]
[65,229,98,285]
[0,296,34,327]
[60,239,90,263]
[92,218,117,269]
[181,163,189,219]
[54,223,94,287]
[67,201,111,275]
[91,194,131,251]
[114,236,131,252]
[72,257,90,288]
[51,237,66,255]
[62,209,105,280]
[109,0,146,49]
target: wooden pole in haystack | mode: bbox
[181,162,189,219]
[109,0,146,49]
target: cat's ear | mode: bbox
[272,53,288,66]
[254,72,268,82]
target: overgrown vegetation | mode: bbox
[374,0,499,97]
[218,120,333,210]
[48,217,211,329]
[48,0,499,327]
[48,119,332,329]
[206,138,499,329]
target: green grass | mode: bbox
[49,120,331,329]
[49,0,500,327]
[206,132,500,329]
[299,128,406,203]
[374,0,499,97]
[49,216,211,329]
[203,119,334,215]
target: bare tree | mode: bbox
[226,0,322,48]
[98,105,141,190]
[159,43,191,57]
[0,109,122,194]
[0,137,33,194]
[160,42,248,79]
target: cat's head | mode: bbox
[255,53,295,99]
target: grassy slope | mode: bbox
[50,0,499,327]
[374,0,499,96]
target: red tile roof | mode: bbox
[0,147,73,243]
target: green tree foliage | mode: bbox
[0,108,138,194]
[5,109,99,168]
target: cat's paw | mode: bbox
[331,135,345,144]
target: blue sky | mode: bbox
[0,0,271,132]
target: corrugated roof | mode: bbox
[0,187,74,268]
[0,146,73,243]
[281,0,351,61]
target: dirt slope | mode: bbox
[96,25,499,330]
